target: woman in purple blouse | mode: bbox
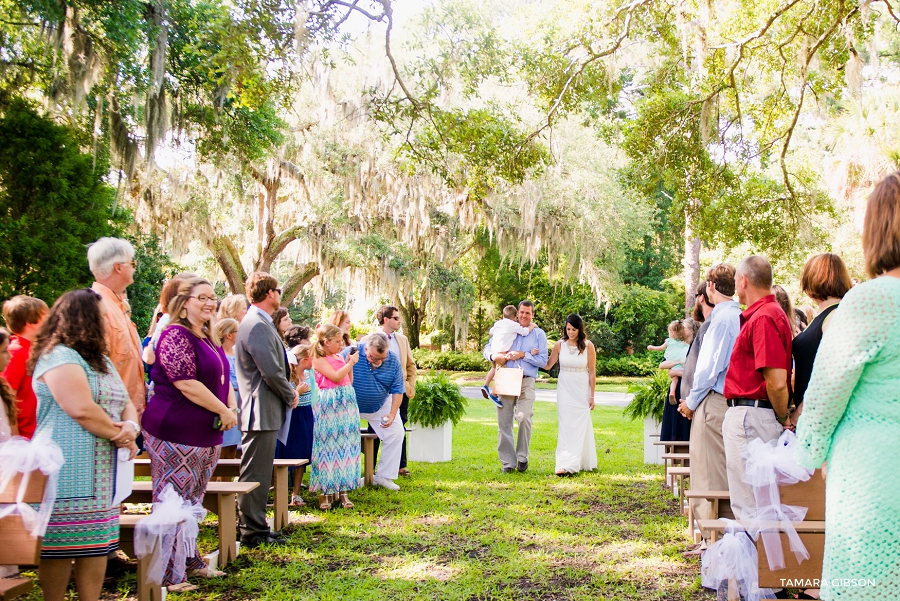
[141,277,238,590]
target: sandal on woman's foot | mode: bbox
[187,565,225,578]
[290,494,306,507]
[338,492,354,509]
[318,494,332,510]
[167,582,199,592]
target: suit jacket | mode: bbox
[236,307,294,431]
[377,327,417,399]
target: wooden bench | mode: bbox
[0,471,46,601]
[360,433,378,486]
[118,515,161,601]
[661,452,690,489]
[684,489,733,542]
[695,471,825,589]
[124,480,258,568]
[134,458,307,532]
[666,466,691,514]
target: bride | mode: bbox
[545,314,598,476]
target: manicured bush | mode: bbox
[595,352,662,377]
[409,372,469,428]
[412,349,489,371]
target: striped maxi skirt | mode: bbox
[143,432,219,586]
[309,384,361,495]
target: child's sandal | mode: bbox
[338,492,354,509]
[318,494,332,510]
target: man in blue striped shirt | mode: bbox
[482,301,548,473]
[342,332,405,490]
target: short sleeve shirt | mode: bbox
[723,295,793,401]
[343,343,404,413]
[1,336,35,439]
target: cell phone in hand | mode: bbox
[348,347,358,355]
[213,415,222,430]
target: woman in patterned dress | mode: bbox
[31,289,139,601]
[796,172,900,600]
[310,323,359,510]
[140,277,238,591]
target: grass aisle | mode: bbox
[25,402,709,600]
[193,402,706,601]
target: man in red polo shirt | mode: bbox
[722,255,793,521]
[1,295,48,439]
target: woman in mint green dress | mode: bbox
[795,172,900,601]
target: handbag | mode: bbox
[492,367,524,397]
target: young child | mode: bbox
[647,320,691,404]
[481,305,536,407]
[311,324,360,510]
[1,295,48,439]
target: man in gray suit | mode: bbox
[235,272,298,547]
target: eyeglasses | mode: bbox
[273,288,282,295]
[191,295,219,304]
[118,260,138,269]
[389,315,401,321]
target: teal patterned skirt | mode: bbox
[309,384,361,494]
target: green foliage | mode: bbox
[596,353,662,378]
[0,99,114,303]
[127,235,181,336]
[429,330,452,347]
[589,322,624,357]
[623,369,669,422]
[408,371,469,429]
[412,349,488,372]
[608,285,681,352]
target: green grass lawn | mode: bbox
[23,401,710,601]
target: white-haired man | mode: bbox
[88,237,146,414]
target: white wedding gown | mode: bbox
[555,343,598,473]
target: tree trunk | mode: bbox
[280,261,320,306]
[210,236,247,295]
[683,209,701,315]
[398,289,428,349]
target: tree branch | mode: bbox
[280,262,320,306]
[209,236,247,294]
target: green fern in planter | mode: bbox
[408,372,468,429]
[623,369,669,423]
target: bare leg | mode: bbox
[484,365,496,387]
[73,556,108,601]
[38,558,74,601]
[293,466,306,496]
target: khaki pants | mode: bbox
[497,377,536,468]
[722,405,783,521]
[688,391,729,535]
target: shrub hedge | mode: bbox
[412,348,662,377]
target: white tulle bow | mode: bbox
[0,430,65,537]
[701,519,776,601]
[741,429,814,570]
[134,484,207,586]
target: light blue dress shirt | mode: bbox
[482,327,549,378]
[685,300,742,411]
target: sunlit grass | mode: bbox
[22,402,711,600]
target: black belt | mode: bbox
[727,398,773,409]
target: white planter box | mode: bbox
[408,421,452,462]
[643,416,663,465]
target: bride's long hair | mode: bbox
[564,314,587,354]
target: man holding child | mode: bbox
[482,301,548,473]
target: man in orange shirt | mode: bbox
[1,295,48,438]
[88,237,146,414]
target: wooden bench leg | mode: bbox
[362,438,375,486]
[136,541,164,601]
[272,466,288,532]
[218,493,238,568]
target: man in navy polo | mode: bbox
[343,332,405,490]
[482,300,548,473]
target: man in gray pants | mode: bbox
[483,301,548,473]
[235,272,298,547]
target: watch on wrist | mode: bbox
[775,413,788,424]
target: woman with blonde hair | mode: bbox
[140,277,237,589]
[276,339,316,505]
[310,323,359,510]
[214,318,242,459]
[327,310,353,347]
[217,294,248,323]
[796,173,900,600]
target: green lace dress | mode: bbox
[796,276,900,600]
[33,345,129,558]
